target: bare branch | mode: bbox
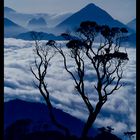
[30,66,40,81]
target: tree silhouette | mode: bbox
[98,126,114,133]
[30,32,70,136]
[124,131,136,140]
[47,21,129,138]
[94,126,121,140]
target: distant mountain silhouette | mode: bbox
[4,18,27,37]
[4,18,20,27]
[4,99,98,137]
[15,31,64,40]
[4,7,16,13]
[127,18,136,32]
[27,17,47,29]
[56,3,130,32]
[4,7,41,28]
[4,6,72,30]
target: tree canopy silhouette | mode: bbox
[47,21,129,138]
[124,131,136,140]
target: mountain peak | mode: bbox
[56,3,127,32]
[4,99,98,137]
[83,3,97,9]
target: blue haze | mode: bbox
[4,0,136,23]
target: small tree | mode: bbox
[124,131,136,140]
[47,21,129,138]
[98,126,114,133]
[30,32,69,136]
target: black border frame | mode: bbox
[1,0,4,139]
[136,0,139,140]
[2,1,138,140]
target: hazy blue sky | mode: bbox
[4,0,136,23]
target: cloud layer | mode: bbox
[4,38,136,138]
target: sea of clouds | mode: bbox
[4,38,136,138]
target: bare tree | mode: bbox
[47,21,129,138]
[30,32,69,136]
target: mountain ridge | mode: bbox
[127,18,136,31]
[4,99,98,137]
[15,31,64,40]
[4,18,27,37]
[4,7,16,13]
[4,6,73,29]
[4,99,123,140]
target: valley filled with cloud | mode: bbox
[4,38,136,137]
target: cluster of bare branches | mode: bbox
[31,21,129,138]
[47,21,129,138]
[30,32,69,136]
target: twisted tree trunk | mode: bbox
[44,97,70,136]
[82,101,103,138]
